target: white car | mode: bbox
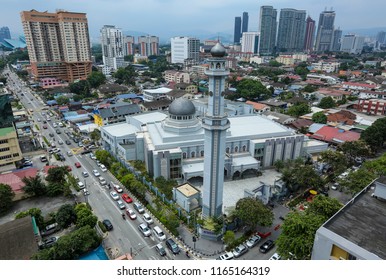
[53,123,57,128]
[89,153,97,160]
[216,252,234,260]
[246,234,261,248]
[143,213,153,225]
[110,191,119,200]
[92,169,100,177]
[100,164,107,172]
[116,200,125,209]
[138,223,151,237]
[78,181,85,189]
[269,253,281,260]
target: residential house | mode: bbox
[164,70,190,84]
[263,111,296,125]
[140,99,172,112]
[245,101,270,114]
[93,102,141,126]
[310,126,360,144]
[174,83,198,94]
[98,84,128,96]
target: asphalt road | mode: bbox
[5,70,188,260]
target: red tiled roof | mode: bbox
[0,168,38,193]
[343,82,376,89]
[311,126,360,143]
[246,101,269,110]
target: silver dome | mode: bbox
[168,98,196,116]
[210,42,226,57]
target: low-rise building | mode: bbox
[164,70,190,84]
[356,99,386,115]
[93,102,141,126]
[0,126,23,172]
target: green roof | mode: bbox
[0,126,15,136]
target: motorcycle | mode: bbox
[185,251,190,258]
[122,213,126,220]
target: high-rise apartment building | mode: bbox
[0,27,11,43]
[340,34,365,54]
[259,6,277,55]
[170,36,200,64]
[376,31,386,44]
[331,29,343,51]
[304,16,316,51]
[138,35,159,56]
[242,12,249,33]
[123,36,135,56]
[241,32,259,54]
[100,25,124,72]
[277,8,306,53]
[315,10,336,52]
[20,10,91,82]
[233,17,242,43]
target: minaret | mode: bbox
[202,43,230,218]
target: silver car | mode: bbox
[138,223,151,237]
[232,244,248,258]
[246,234,261,248]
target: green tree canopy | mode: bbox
[312,111,327,124]
[287,103,311,117]
[46,166,68,184]
[0,183,15,214]
[234,197,274,229]
[236,79,271,101]
[276,195,342,259]
[303,84,317,93]
[87,71,106,89]
[15,208,44,228]
[69,80,90,96]
[74,204,97,229]
[113,65,137,85]
[90,129,101,142]
[56,96,70,105]
[22,175,46,197]
[338,140,371,163]
[56,204,77,228]
[318,96,336,109]
[319,150,348,178]
[360,117,386,152]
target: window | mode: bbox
[182,152,187,159]
[234,146,238,153]
[242,145,247,152]
[191,151,195,158]
[226,147,230,154]
[200,150,204,157]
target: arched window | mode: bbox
[242,145,247,152]
[200,150,204,157]
[226,147,230,154]
[234,146,239,153]
[182,152,187,159]
[191,151,195,158]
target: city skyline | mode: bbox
[1,0,386,43]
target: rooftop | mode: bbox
[176,183,199,197]
[103,122,139,137]
[324,185,386,259]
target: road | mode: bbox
[4,68,190,260]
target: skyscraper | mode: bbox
[304,16,316,51]
[123,36,135,56]
[138,35,159,56]
[376,31,386,44]
[20,10,92,82]
[276,8,306,53]
[315,10,336,52]
[242,12,249,33]
[331,28,342,51]
[0,27,11,43]
[241,32,259,54]
[170,36,200,64]
[100,25,124,72]
[259,6,277,55]
[340,34,365,54]
[233,17,241,43]
[202,43,230,218]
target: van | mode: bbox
[133,202,145,214]
[152,226,166,241]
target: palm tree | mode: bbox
[22,175,46,196]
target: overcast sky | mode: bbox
[1,0,386,42]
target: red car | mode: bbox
[126,209,137,220]
[74,162,81,168]
[43,125,48,129]
[121,193,133,203]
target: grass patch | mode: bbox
[43,136,49,145]
[35,124,40,131]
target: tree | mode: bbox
[69,80,90,96]
[95,150,113,167]
[236,79,271,101]
[234,197,274,229]
[87,71,106,89]
[22,175,46,196]
[46,166,68,184]
[319,150,348,178]
[287,103,311,117]
[74,204,97,229]
[276,195,341,260]
[56,96,70,105]
[318,96,336,109]
[113,65,137,85]
[90,129,101,142]
[46,182,65,197]
[312,111,327,124]
[223,230,235,247]
[15,208,44,228]
[360,117,386,152]
[338,169,376,195]
[303,84,317,93]
[0,183,15,214]
[56,204,77,228]
[338,140,371,163]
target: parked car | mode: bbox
[100,164,107,172]
[216,252,234,260]
[126,208,137,220]
[65,140,71,145]
[77,181,85,189]
[43,124,48,129]
[67,151,73,157]
[138,223,151,237]
[152,226,166,241]
[89,153,97,160]
[259,240,275,254]
[114,184,123,193]
[82,171,89,177]
[92,169,100,177]
[74,162,81,168]
[166,238,180,254]
[232,244,248,258]
[116,200,125,210]
[40,236,58,249]
[331,183,339,190]
[121,193,132,203]
[49,133,54,137]
[133,202,145,214]
[110,191,119,200]
[143,213,153,225]
[155,243,166,256]
[102,219,113,231]
[56,129,61,134]
[99,177,107,186]
[40,155,47,162]
[269,252,281,260]
[83,188,90,196]
[246,234,261,248]
[58,140,63,145]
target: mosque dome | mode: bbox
[168,98,196,116]
[210,42,226,57]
